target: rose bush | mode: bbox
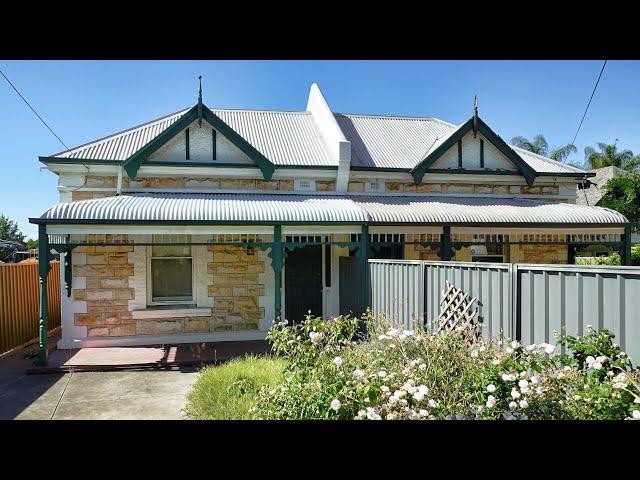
[253,313,640,420]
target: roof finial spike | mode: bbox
[197,75,203,127]
[472,94,478,138]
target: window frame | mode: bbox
[146,243,197,306]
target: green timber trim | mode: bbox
[121,104,276,181]
[269,226,284,321]
[38,225,50,366]
[439,226,452,261]
[357,225,370,313]
[410,116,538,186]
[202,107,275,180]
[63,249,72,297]
[29,217,629,230]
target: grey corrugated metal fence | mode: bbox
[368,259,640,365]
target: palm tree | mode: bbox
[511,135,549,156]
[584,140,640,172]
[511,134,577,163]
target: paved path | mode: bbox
[0,346,200,420]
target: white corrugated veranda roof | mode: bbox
[37,193,628,225]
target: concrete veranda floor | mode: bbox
[0,339,200,420]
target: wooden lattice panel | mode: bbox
[436,281,480,340]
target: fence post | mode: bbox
[622,224,632,266]
[38,224,50,366]
[358,225,370,313]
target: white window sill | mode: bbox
[131,307,212,320]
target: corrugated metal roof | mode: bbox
[53,109,190,161]
[40,194,367,223]
[39,194,627,225]
[53,108,333,166]
[335,113,455,169]
[50,104,586,175]
[355,196,627,224]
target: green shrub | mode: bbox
[253,314,640,420]
[632,245,640,266]
[184,355,285,419]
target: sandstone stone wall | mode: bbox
[70,237,268,338]
[382,181,559,196]
[207,245,266,331]
[508,244,568,264]
[72,241,136,337]
[404,243,440,260]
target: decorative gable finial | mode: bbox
[197,75,203,127]
[472,95,478,138]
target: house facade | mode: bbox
[30,83,631,364]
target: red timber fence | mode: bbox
[0,261,60,355]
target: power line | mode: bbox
[570,60,607,148]
[0,68,69,150]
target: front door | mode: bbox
[284,245,323,323]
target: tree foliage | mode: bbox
[598,173,640,223]
[583,140,640,172]
[511,134,576,163]
[0,214,26,262]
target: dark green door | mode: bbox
[285,245,323,323]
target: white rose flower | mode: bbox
[530,376,539,384]
[502,373,516,382]
[486,395,496,408]
[455,413,464,420]
[511,340,520,349]
[544,344,555,355]
[492,359,500,366]
[596,355,607,364]
[334,356,343,367]
[518,379,529,389]
[471,350,479,358]
[352,369,365,378]
[487,384,497,393]
[413,392,425,402]
[592,362,602,370]
[378,370,387,378]
[506,347,514,354]
[330,399,341,411]
[511,389,521,399]
[520,385,529,394]
[428,399,438,408]
[586,355,595,365]
[519,400,529,409]
[419,409,429,417]
[509,401,518,409]
[632,410,640,420]
[418,385,429,395]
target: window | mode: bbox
[150,235,193,304]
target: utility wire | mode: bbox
[0,68,69,150]
[570,60,607,147]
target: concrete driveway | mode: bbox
[0,346,200,420]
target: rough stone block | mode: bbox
[72,289,86,301]
[279,180,294,190]
[415,183,442,193]
[256,180,279,190]
[109,324,136,336]
[74,313,104,326]
[474,185,494,194]
[87,327,110,337]
[445,184,474,194]
[316,180,336,191]
[220,179,240,189]
[208,285,232,296]
[86,253,108,265]
[385,182,404,192]
[185,317,209,333]
[136,319,183,335]
[86,289,114,301]
[348,181,365,192]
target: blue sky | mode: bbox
[2,60,640,239]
